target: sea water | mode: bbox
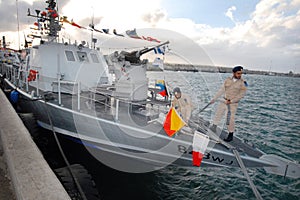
[27,71,300,200]
[144,71,300,200]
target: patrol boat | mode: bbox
[0,1,299,197]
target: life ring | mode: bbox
[28,69,38,81]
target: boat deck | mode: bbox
[191,117,264,158]
[55,90,264,160]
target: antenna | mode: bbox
[16,0,21,50]
[268,60,272,73]
[56,0,59,12]
[90,6,95,49]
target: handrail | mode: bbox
[0,61,168,123]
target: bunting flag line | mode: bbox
[60,17,79,28]
[61,16,71,24]
[155,79,168,97]
[124,30,161,43]
[88,23,103,33]
[154,46,166,55]
[142,36,161,43]
[192,131,209,167]
[93,28,103,33]
[126,28,142,39]
[163,107,186,137]
[102,29,110,34]
[113,29,124,37]
[30,8,164,44]
[71,20,82,29]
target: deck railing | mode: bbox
[0,62,170,123]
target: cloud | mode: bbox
[0,0,31,32]
[249,0,300,48]
[0,0,71,32]
[225,6,237,22]
[185,0,300,72]
[138,0,298,72]
[142,9,166,27]
[61,0,162,31]
[0,0,299,72]
[76,16,103,28]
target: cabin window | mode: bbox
[77,51,89,62]
[65,50,75,61]
[90,53,99,63]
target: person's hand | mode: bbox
[210,99,215,104]
[225,99,231,105]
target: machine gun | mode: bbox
[123,41,169,63]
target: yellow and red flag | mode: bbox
[61,16,71,24]
[163,107,186,137]
[71,20,82,29]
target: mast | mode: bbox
[27,0,61,42]
[268,60,272,75]
[91,7,94,49]
[89,6,96,49]
[47,0,61,41]
[16,0,21,50]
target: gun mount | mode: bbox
[123,41,169,63]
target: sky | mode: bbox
[0,0,299,73]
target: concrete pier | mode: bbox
[0,140,15,199]
[0,89,70,200]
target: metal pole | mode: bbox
[13,68,16,83]
[26,70,28,92]
[36,72,39,96]
[58,76,61,105]
[115,99,119,121]
[77,82,80,111]
[57,54,61,105]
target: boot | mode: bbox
[224,132,233,142]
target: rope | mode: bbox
[195,102,211,116]
[189,119,263,200]
[44,97,88,200]
[233,149,263,200]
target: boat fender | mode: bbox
[10,90,19,104]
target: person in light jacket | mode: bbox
[172,87,192,123]
[210,66,248,142]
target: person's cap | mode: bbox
[173,87,181,94]
[232,66,243,73]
